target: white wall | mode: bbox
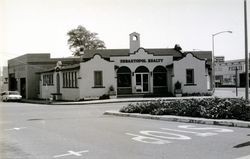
[39,73,56,99]
[79,55,116,99]
[40,71,80,101]
[58,71,80,101]
[173,53,207,94]
[61,88,79,101]
[111,48,173,93]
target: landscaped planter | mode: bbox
[119,98,250,121]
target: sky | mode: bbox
[0,0,249,69]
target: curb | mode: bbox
[20,100,51,105]
[104,110,250,128]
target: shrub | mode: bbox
[120,100,163,114]
[119,97,250,121]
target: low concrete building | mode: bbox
[39,32,212,101]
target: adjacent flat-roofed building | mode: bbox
[215,57,250,87]
[39,32,213,101]
[8,54,80,99]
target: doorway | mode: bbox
[135,66,150,93]
[135,73,149,93]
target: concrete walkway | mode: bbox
[22,96,213,105]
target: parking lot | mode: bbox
[214,87,250,98]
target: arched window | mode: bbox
[117,66,132,87]
[153,66,167,87]
[132,35,138,41]
[117,66,131,74]
[153,66,167,73]
[135,66,149,73]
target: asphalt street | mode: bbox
[0,102,250,159]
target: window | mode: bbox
[186,69,194,84]
[117,66,131,87]
[43,74,53,86]
[94,71,103,87]
[136,74,141,85]
[153,66,167,87]
[63,71,78,88]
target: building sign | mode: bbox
[120,59,163,63]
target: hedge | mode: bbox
[120,97,250,121]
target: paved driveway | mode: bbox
[214,87,250,98]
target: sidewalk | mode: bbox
[104,110,250,128]
[38,96,213,105]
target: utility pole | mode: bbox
[244,0,249,101]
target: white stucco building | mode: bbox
[39,32,212,101]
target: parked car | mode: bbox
[0,91,22,102]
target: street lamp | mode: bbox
[212,30,232,91]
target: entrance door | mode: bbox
[135,73,149,93]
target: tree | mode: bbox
[67,25,106,56]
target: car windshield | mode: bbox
[9,91,20,95]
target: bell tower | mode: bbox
[129,32,140,53]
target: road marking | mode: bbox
[126,133,171,144]
[53,150,89,158]
[161,128,217,137]
[5,127,27,131]
[126,125,234,145]
[235,155,250,159]
[140,130,191,140]
[178,125,234,132]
